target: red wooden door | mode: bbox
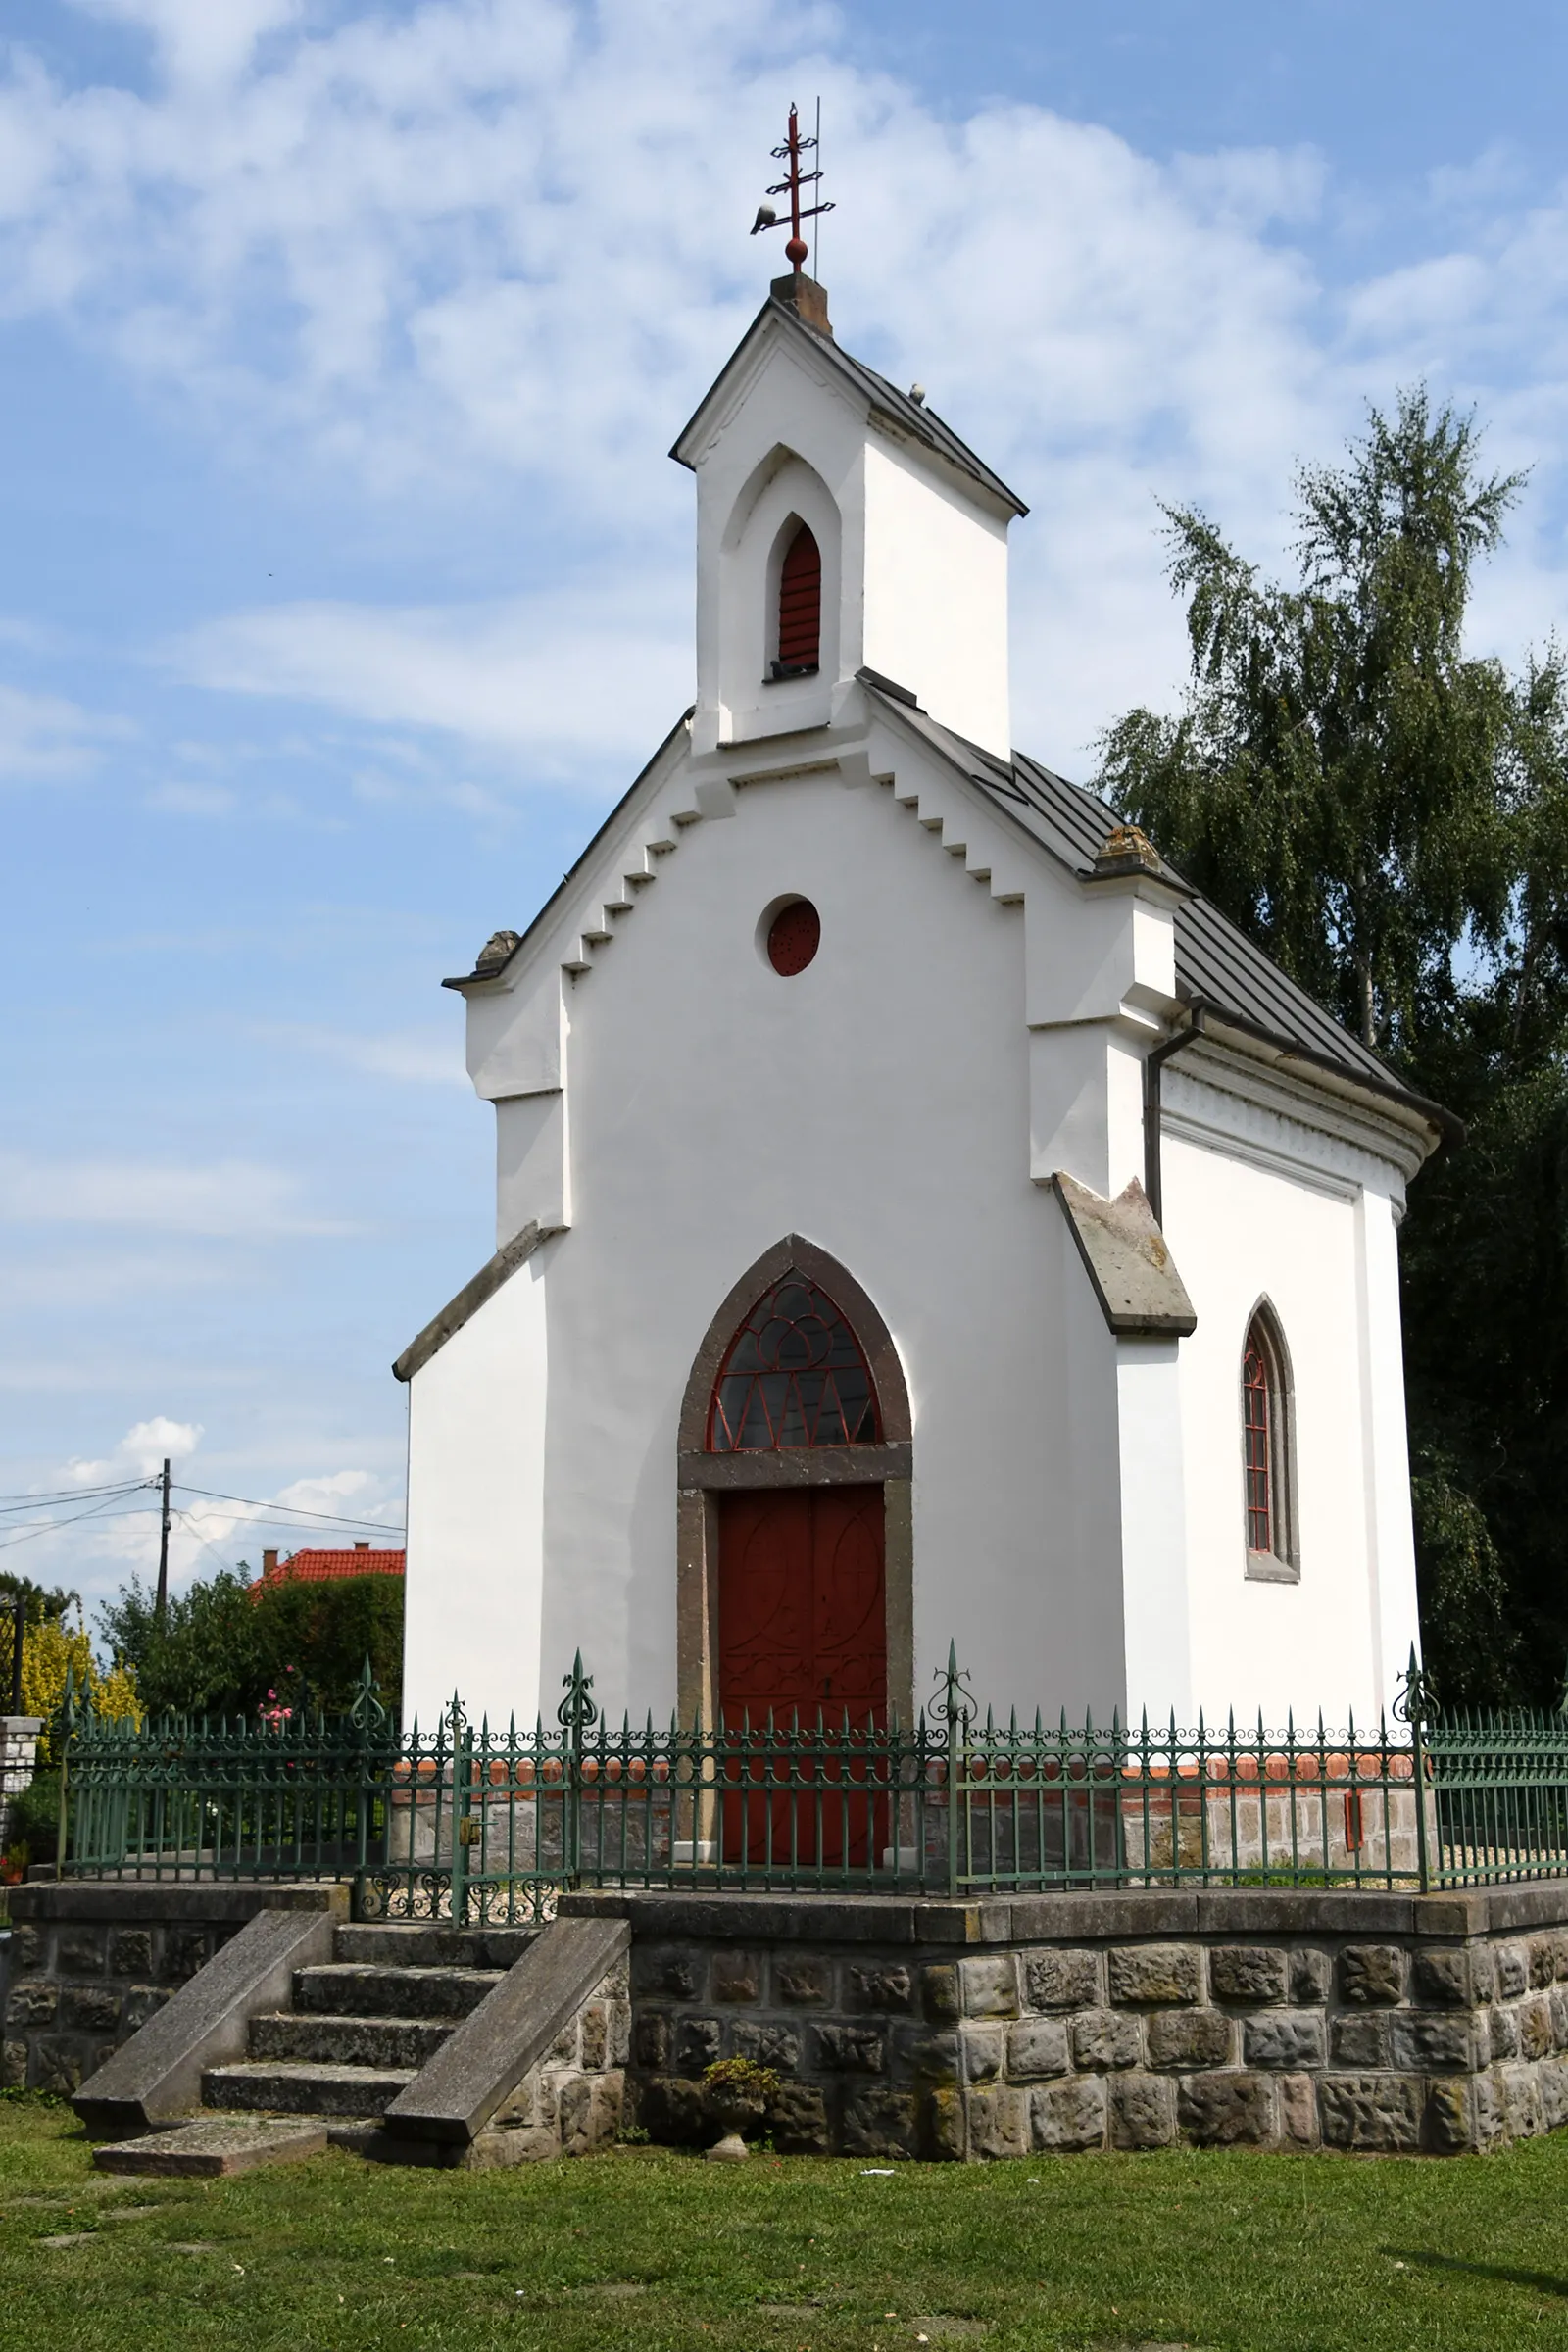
[717,1486,886,1867]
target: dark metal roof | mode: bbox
[859,679,1455,1141]
[670,296,1029,519]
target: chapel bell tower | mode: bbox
[672,108,1025,764]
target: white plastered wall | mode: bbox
[860,434,1010,760]
[1159,1079,1420,1723]
[403,1250,550,1729]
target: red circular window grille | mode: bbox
[767,899,820,975]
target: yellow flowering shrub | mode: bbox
[15,1616,140,1761]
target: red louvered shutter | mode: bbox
[776,523,821,671]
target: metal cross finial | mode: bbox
[750,100,834,272]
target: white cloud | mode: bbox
[173,582,691,767]
[255,1020,466,1087]
[0,682,128,779]
[70,1414,202,1483]
[0,1151,351,1238]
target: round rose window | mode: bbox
[766,899,820,975]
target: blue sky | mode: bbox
[6,0,1568,1615]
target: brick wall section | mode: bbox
[560,1886,1568,2159]
[1,1885,336,2098]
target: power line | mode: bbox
[0,1479,153,1514]
[0,1490,161,1555]
[172,1485,404,1534]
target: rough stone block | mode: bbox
[108,1929,154,1979]
[1494,1943,1529,2001]
[1023,1949,1099,2011]
[1472,2070,1508,2148]
[1518,1996,1553,2062]
[579,2003,608,2070]
[1330,2013,1390,2067]
[1412,1947,1470,2008]
[1539,2057,1568,2132]
[60,1984,122,2034]
[9,1925,44,1973]
[556,2073,594,2158]
[1148,2009,1232,2070]
[1177,2071,1275,2147]
[710,1951,762,2005]
[1,2039,26,2088]
[921,2085,964,2161]
[846,1965,913,2013]
[960,2026,1004,2085]
[1031,2075,1107,2152]
[1489,2005,1519,2059]
[608,1999,631,2068]
[1280,2073,1318,2146]
[632,1947,700,2002]
[775,1957,833,2006]
[765,2082,830,2155]
[1071,2009,1141,2070]
[732,2021,801,2073]
[1319,2073,1423,2152]
[959,1955,1018,2019]
[674,2017,721,2076]
[5,1979,58,2028]
[32,2039,86,2096]
[1471,1946,1495,2004]
[165,1928,211,1983]
[1551,1987,1568,2050]
[922,1965,960,2024]
[1390,2012,1475,2073]
[1423,2079,1473,2155]
[812,2024,885,2075]
[1339,1946,1404,2006]
[1208,1947,1288,2005]
[634,2074,706,2145]
[843,2086,917,2158]
[1502,2062,1545,2140]
[632,2011,670,2071]
[1109,1945,1200,2006]
[896,2028,960,2087]
[548,2019,579,2066]
[1109,2073,1175,2150]
[966,2085,1029,2160]
[1290,1949,1331,2005]
[1242,2012,1326,2070]
[1005,2017,1069,2080]
[57,1928,106,1976]
[1529,1936,1558,1989]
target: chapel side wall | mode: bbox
[532,757,1126,1725]
[403,1257,550,1730]
[1160,1125,1387,1723]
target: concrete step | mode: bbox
[293,1963,505,2021]
[334,1923,538,1970]
[203,2059,416,2119]
[94,2116,328,2178]
[248,2010,454,2070]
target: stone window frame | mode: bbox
[675,1233,913,1731]
[1239,1295,1299,1584]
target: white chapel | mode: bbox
[395,263,1446,1741]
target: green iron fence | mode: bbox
[53,1648,1568,1922]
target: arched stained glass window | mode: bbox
[1241,1305,1298,1577]
[709,1272,880,1451]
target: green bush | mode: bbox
[97,1570,403,1721]
[8,1773,59,1863]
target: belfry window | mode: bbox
[709,1272,879,1450]
[773,523,821,677]
[1241,1306,1297,1579]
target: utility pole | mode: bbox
[9,1590,23,1714]
[155,1457,172,1625]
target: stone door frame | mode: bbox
[675,1233,913,1732]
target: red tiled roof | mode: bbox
[259,1547,405,1585]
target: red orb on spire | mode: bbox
[785,235,808,268]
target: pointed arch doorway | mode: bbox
[676,1236,913,1866]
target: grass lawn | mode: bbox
[2,2095,1567,2351]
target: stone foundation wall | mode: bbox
[562,1885,1568,2160]
[466,1957,630,2167]
[1,1884,339,2097]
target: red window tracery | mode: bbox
[1243,1326,1272,1553]
[709,1273,879,1451]
[776,523,821,673]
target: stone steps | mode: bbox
[203,2057,417,2118]
[293,1962,505,2020]
[248,2009,453,2070]
[333,1922,538,1970]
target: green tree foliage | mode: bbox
[98,1566,403,1720]
[1097,390,1568,1701]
